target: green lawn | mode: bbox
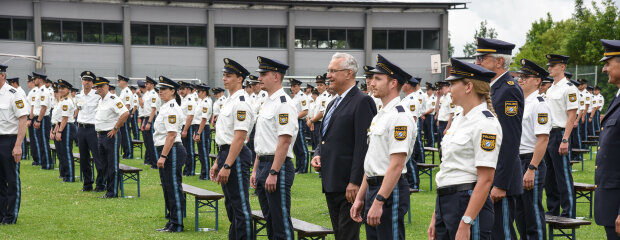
[0,144,605,239]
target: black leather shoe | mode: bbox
[94,188,105,192]
[81,186,93,192]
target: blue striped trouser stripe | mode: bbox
[200,129,208,177]
[533,170,543,240]
[408,157,418,187]
[13,163,21,224]
[171,147,183,229]
[279,164,292,240]
[189,127,195,173]
[235,155,251,239]
[66,126,73,181]
[125,121,132,158]
[151,127,159,160]
[33,121,41,165]
[429,114,435,146]
[42,119,50,169]
[576,123,582,149]
[298,119,308,170]
[392,183,399,239]
[113,134,119,194]
[502,198,511,240]
[561,130,574,218]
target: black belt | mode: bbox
[258,155,275,162]
[218,144,230,152]
[519,153,533,159]
[551,127,565,133]
[156,142,184,151]
[77,123,95,128]
[437,182,476,197]
[366,174,406,186]
[97,130,110,135]
[0,135,17,139]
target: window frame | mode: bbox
[215,25,287,49]
[294,27,364,50]
[372,28,441,50]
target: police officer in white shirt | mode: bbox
[250,56,298,240]
[591,86,604,133]
[152,76,186,233]
[136,80,148,163]
[31,72,54,170]
[400,77,423,190]
[178,81,198,176]
[428,58,501,240]
[0,64,29,225]
[6,77,27,160]
[75,71,103,191]
[93,77,129,198]
[544,54,579,218]
[289,78,310,174]
[246,76,261,165]
[307,74,328,151]
[129,86,140,140]
[364,66,384,112]
[514,59,552,239]
[422,83,437,147]
[208,58,254,239]
[117,75,134,159]
[350,55,416,239]
[52,79,77,182]
[211,87,226,126]
[435,81,455,150]
[570,78,586,153]
[539,76,553,99]
[193,83,213,180]
[141,77,161,169]
[25,76,39,164]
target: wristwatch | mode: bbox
[462,216,475,225]
[269,169,279,175]
[160,155,168,159]
[375,194,387,202]
[528,164,538,170]
[114,127,119,131]
[561,139,568,143]
[222,163,231,169]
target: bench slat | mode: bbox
[181,183,223,200]
[119,163,143,172]
[545,215,591,228]
[252,210,333,236]
[573,182,596,191]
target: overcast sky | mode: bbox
[447,0,619,57]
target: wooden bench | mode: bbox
[581,140,598,161]
[573,182,596,219]
[72,153,95,181]
[587,135,599,141]
[131,139,144,159]
[182,183,224,232]
[417,163,438,191]
[24,137,30,160]
[252,210,333,240]
[118,163,143,198]
[49,143,57,169]
[570,149,590,171]
[545,214,591,240]
[407,188,420,224]
[423,147,439,164]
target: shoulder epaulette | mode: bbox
[280,96,286,103]
[455,113,461,117]
[395,105,405,113]
[240,96,245,101]
[537,96,545,102]
[262,93,266,97]
[110,96,116,99]
[8,89,16,94]
[188,98,192,101]
[409,96,413,99]
[170,103,174,107]
[482,110,494,118]
[567,82,574,86]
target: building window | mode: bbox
[103,22,122,44]
[42,20,61,42]
[0,18,10,40]
[216,26,286,48]
[406,30,422,49]
[269,28,286,48]
[251,27,268,48]
[188,26,205,47]
[0,17,34,41]
[62,21,82,43]
[150,24,168,46]
[131,24,148,45]
[423,30,440,50]
[295,28,363,49]
[83,22,102,43]
[169,25,187,46]
[372,30,387,49]
[373,29,440,50]
[215,26,231,47]
[232,27,250,47]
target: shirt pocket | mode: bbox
[447,133,472,150]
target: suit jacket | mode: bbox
[316,86,377,193]
[594,94,620,226]
[490,72,524,196]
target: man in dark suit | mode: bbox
[595,39,620,240]
[311,53,377,239]
[474,37,524,240]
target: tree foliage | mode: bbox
[462,20,498,57]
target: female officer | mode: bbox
[53,79,76,182]
[428,58,502,240]
[193,83,212,180]
[154,76,186,232]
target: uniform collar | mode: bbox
[103,92,114,101]
[463,102,487,120]
[0,81,9,94]
[554,77,568,86]
[81,88,96,96]
[269,88,286,100]
[525,90,540,102]
[490,71,508,87]
[381,96,401,114]
[228,89,245,102]
[405,91,417,99]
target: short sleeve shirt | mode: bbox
[95,92,129,131]
[76,89,101,124]
[153,99,183,146]
[52,98,75,123]
[400,91,422,119]
[519,91,552,154]
[0,83,29,134]
[254,88,299,158]
[437,93,453,121]
[424,94,437,115]
[215,89,254,145]
[546,78,579,128]
[119,87,133,108]
[292,91,309,119]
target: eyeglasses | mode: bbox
[475,55,492,62]
[327,69,349,74]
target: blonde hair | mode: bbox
[462,78,496,116]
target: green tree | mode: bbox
[448,31,455,57]
[462,20,498,57]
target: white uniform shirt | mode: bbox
[34,86,52,116]
[53,97,76,124]
[370,93,383,111]
[364,97,416,177]
[292,91,309,119]
[119,87,133,110]
[437,93,454,121]
[16,86,26,98]
[137,93,145,117]
[215,89,254,145]
[199,97,213,124]
[583,89,593,113]
[94,92,128,132]
[546,78,579,128]
[51,101,60,125]
[435,103,502,188]
[76,89,101,124]
[0,83,29,134]
[577,90,586,112]
[27,87,38,112]
[400,91,422,120]
[153,99,183,146]
[424,94,437,115]
[254,88,299,158]
[594,94,605,110]
[47,86,55,114]
[213,95,227,117]
[314,91,330,120]
[519,91,552,154]
[131,93,138,111]
[142,89,160,119]
[180,95,197,126]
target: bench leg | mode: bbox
[195,198,199,232]
[588,191,593,219]
[430,168,433,191]
[120,173,125,198]
[137,172,141,198]
[548,224,554,240]
[408,202,412,224]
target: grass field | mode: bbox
[0,143,606,239]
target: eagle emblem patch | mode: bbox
[278,114,288,125]
[41,96,45,101]
[116,102,124,109]
[568,93,577,102]
[126,97,130,101]
[237,111,246,121]
[480,134,497,152]
[410,105,415,112]
[32,97,36,102]
[188,105,193,111]
[62,105,68,111]
[538,113,548,124]
[321,101,325,107]
[394,126,407,141]
[450,103,455,108]
[152,98,156,103]
[168,115,176,124]
[302,100,306,106]
[505,101,518,116]
[419,99,422,104]
[16,100,24,109]
[203,107,208,113]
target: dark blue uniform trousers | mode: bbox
[363,177,410,240]
[255,157,295,240]
[196,125,211,180]
[142,119,157,168]
[293,119,309,173]
[56,123,76,182]
[515,154,547,240]
[182,125,196,176]
[544,128,576,218]
[435,189,494,240]
[98,132,120,197]
[120,120,133,159]
[28,124,39,165]
[78,125,103,189]
[217,146,253,240]
[423,114,435,147]
[34,116,53,170]
[0,135,21,224]
[311,121,321,150]
[157,144,186,232]
[247,126,257,168]
[130,111,140,140]
[436,121,448,151]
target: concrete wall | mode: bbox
[131,46,208,83]
[40,1,122,21]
